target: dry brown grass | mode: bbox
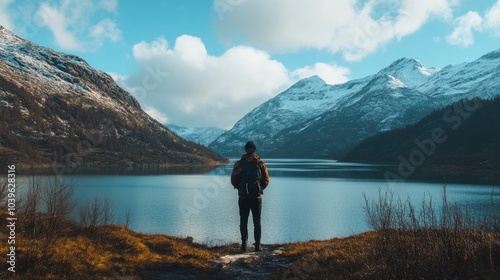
[0,211,222,279]
[274,232,380,280]
[267,229,500,280]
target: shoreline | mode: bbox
[2,161,231,176]
[6,160,499,186]
[343,159,500,185]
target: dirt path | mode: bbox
[210,244,296,279]
[137,244,297,280]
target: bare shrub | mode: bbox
[124,207,132,228]
[79,194,115,229]
[363,185,500,279]
[21,175,43,238]
[42,176,76,239]
[363,187,395,231]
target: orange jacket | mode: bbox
[231,153,270,193]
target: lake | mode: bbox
[18,159,500,244]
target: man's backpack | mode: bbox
[239,160,262,198]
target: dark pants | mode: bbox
[238,197,262,244]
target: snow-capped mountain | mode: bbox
[210,75,350,155]
[418,50,500,101]
[166,124,227,147]
[210,50,500,159]
[378,58,440,88]
[0,26,227,166]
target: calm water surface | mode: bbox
[19,159,500,244]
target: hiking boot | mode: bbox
[254,242,261,252]
[240,241,247,252]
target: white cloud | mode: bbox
[484,0,500,36]
[292,63,350,85]
[447,0,500,47]
[215,0,457,61]
[97,0,118,12]
[446,11,483,47]
[33,0,121,51]
[392,0,455,37]
[0,0,14,30]
[36,3,84,51]
[145,106,169,124]
[124,35,290,128]
[173,35,208,70]
[121,35,351,128]
[90,18,122,47]
[132,37,171,58]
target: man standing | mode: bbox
[231,141,270,252]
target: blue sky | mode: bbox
[1,0,500,128]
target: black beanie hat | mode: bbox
[244,141,256,154]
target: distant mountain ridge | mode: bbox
[210,75,347,155]
[343,96,500,175]
[0,25,228,167]
[209,57,438,157]
[166,124,227,147]
[210,51,500,159]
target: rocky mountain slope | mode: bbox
[0,26,228,167]
[210,50,500,159]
